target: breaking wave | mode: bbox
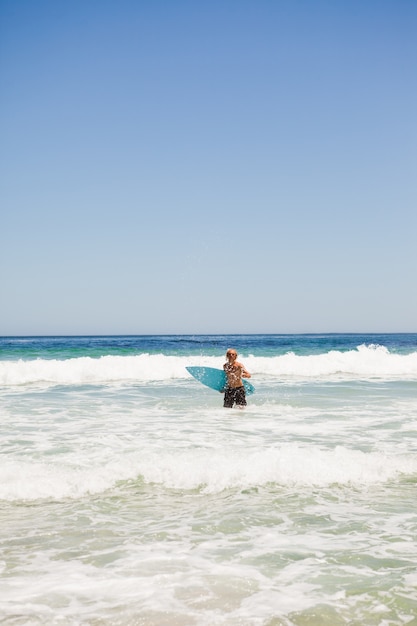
[1,345,417,387]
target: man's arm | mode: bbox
[238,362,251,378]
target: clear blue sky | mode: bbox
[1,0,416,335]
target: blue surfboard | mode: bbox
[186,366,255,395]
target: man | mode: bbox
[223,349,251,408]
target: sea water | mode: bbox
[0,334,416,626]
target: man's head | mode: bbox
[226,349,237,361]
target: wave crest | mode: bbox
[1,345,417,387]
[1,445,415,501]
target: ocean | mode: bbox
[1,334,416,626]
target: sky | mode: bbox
[1,0,416,335]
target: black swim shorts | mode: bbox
[223,386,246,408]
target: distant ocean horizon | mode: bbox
[1,333,416,624]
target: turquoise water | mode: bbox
[1,334,417,625]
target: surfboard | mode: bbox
[186,366,255,395]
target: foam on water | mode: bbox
[1,335,417,625]
[1,444,416,501]
[1,345,417,387]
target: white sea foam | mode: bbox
[1,445,415,501]
[2,339,417,624]
[1,345,417,387]
[252,344,417,378]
